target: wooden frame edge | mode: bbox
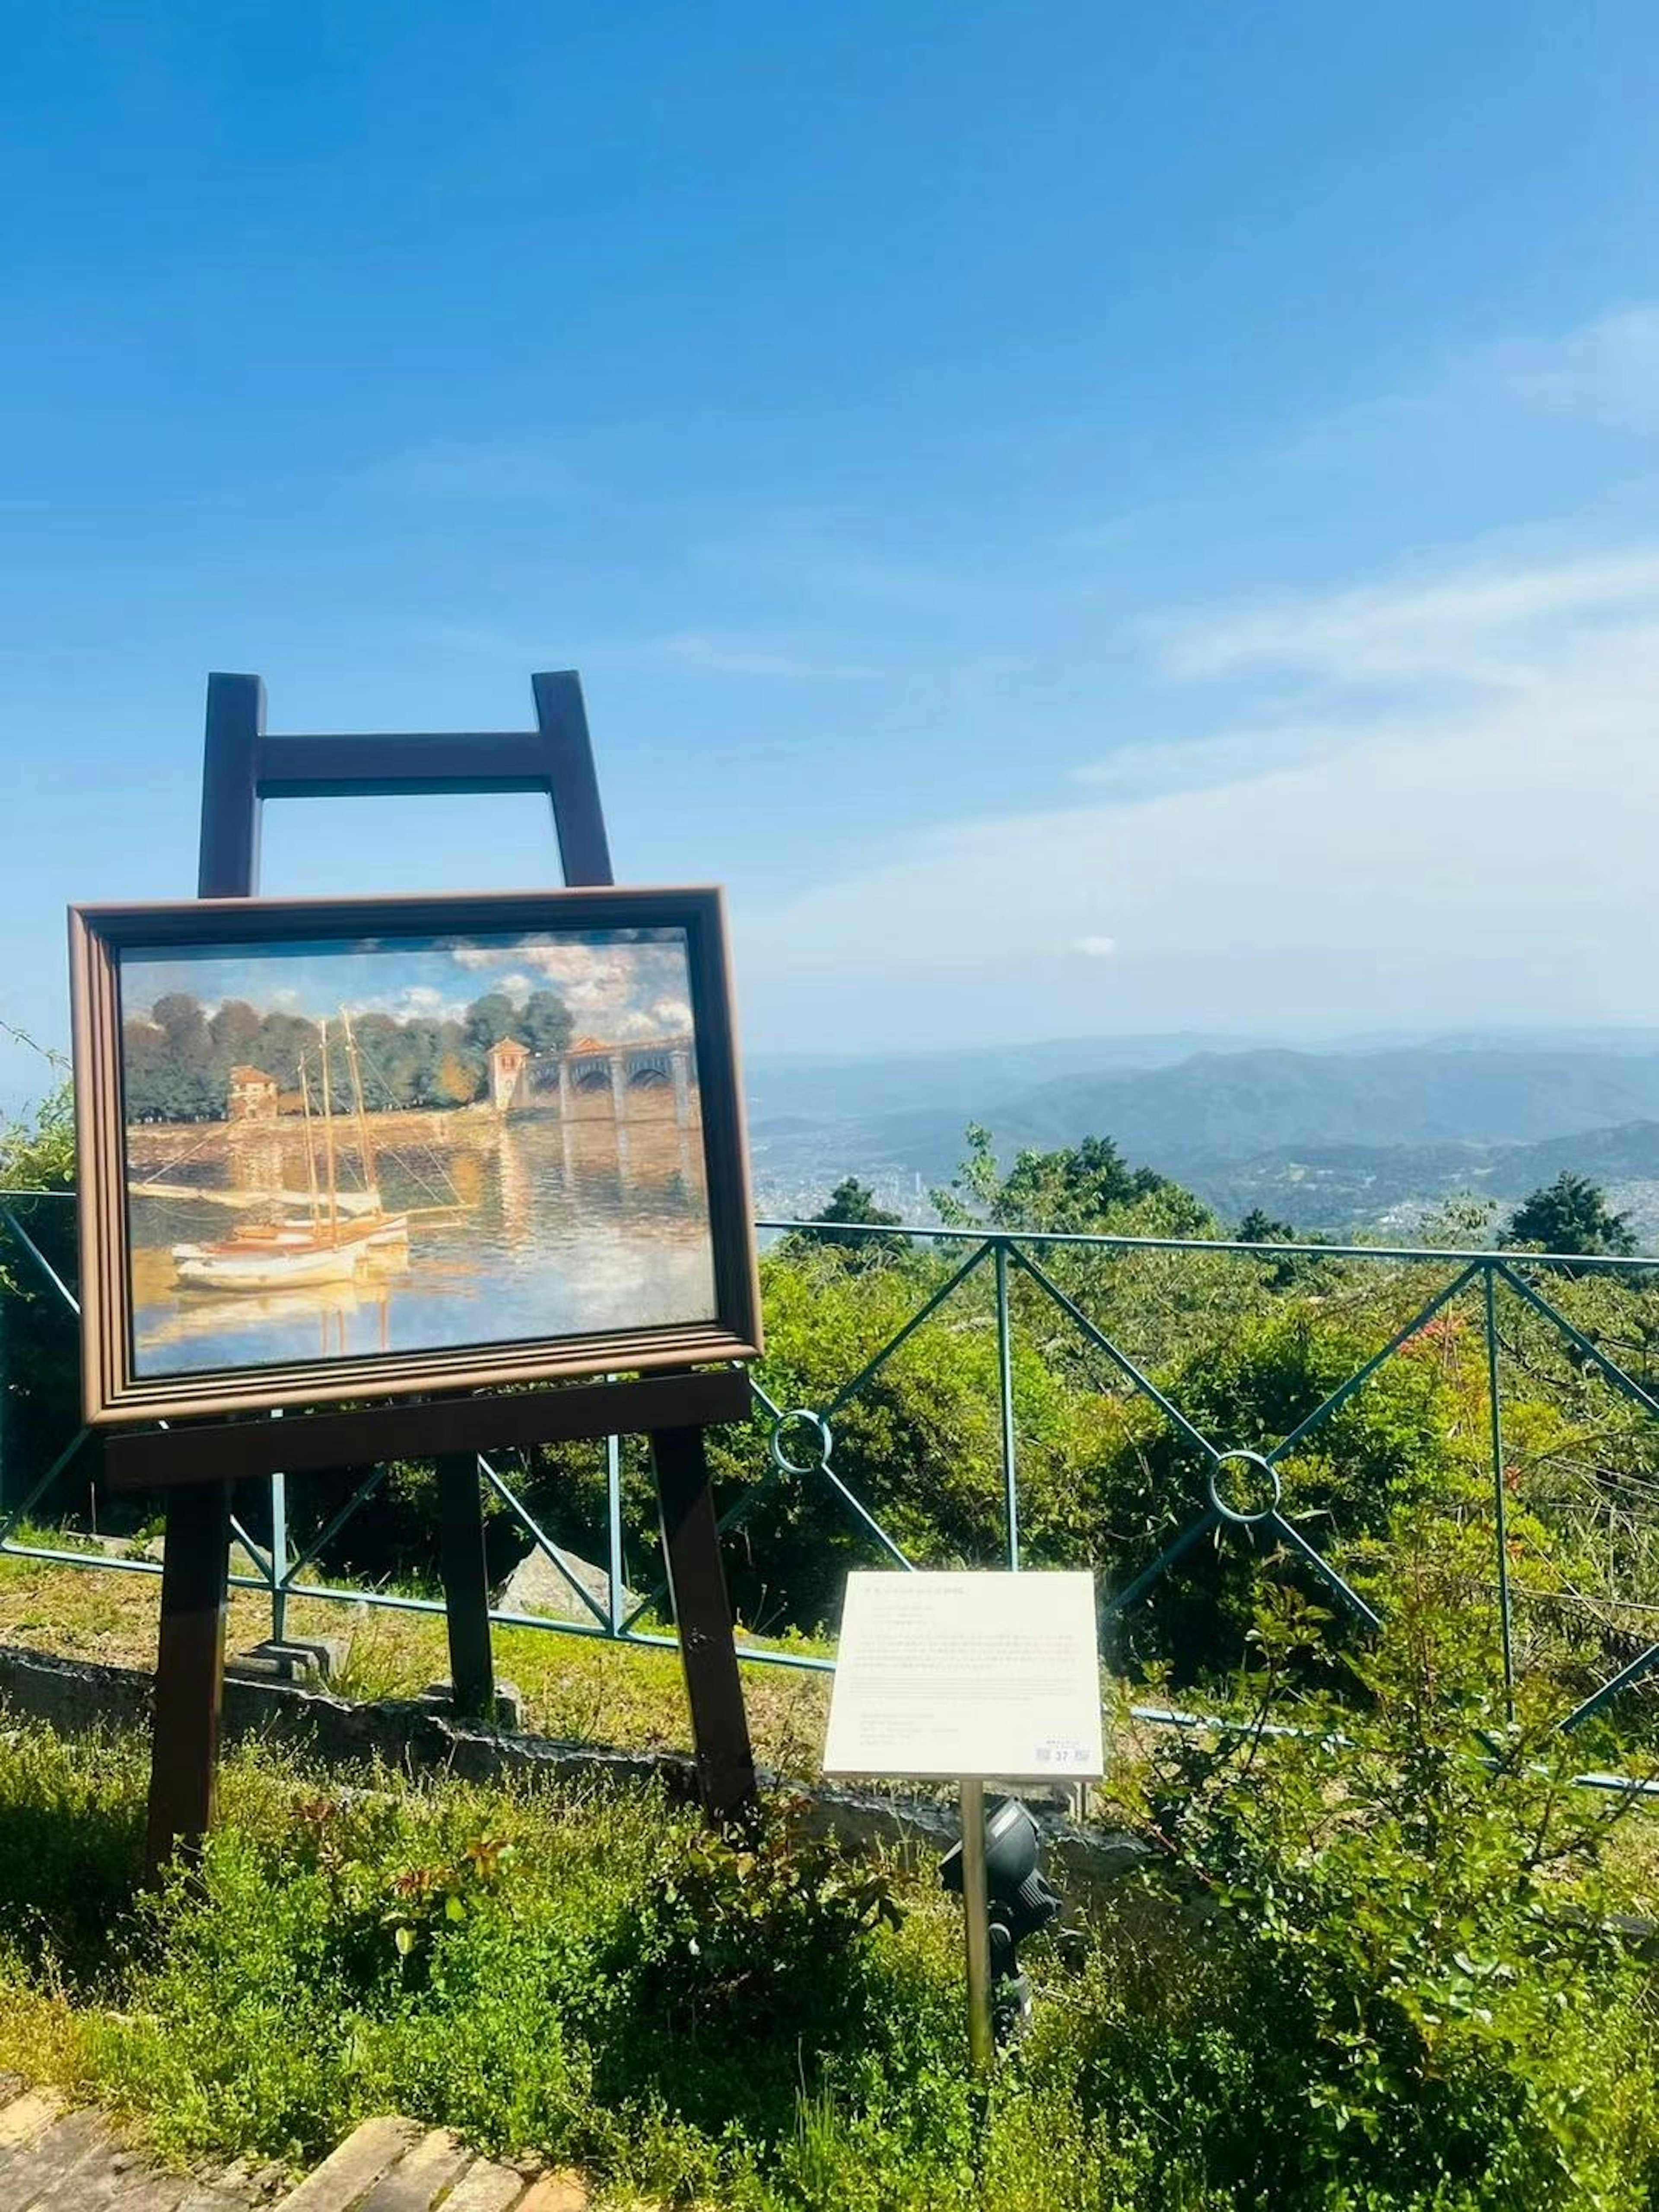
[70,887,763,1428]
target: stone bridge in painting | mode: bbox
[486,1034,697,1128]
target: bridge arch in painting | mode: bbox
[486,1033,696,1127]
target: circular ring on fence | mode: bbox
[769,1407,834,1477]
[1207,1448,1282,1527]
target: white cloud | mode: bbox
[1485,306,1659,426]
[737,541,1659,1039]
[348,984,471,1024]
[1264,304,1659,477]
[444,935,691,1033]
[1071,937,1117,959]
[1075,722,1341,798]
[1148,547,1659,690]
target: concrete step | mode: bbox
[0,2089,258,2211]
[0,2094,579,2212]
[270,2118,581,2211]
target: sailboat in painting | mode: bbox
[172,1011,411,1293]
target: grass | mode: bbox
[0,1706,1653,2212]
[0,1719,980,2208]
[3,1548,1659,2207]
[0,1537,833,1775]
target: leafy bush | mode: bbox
[1078,1583,1659,2210]
[0,1696,1653,2209]
[1090,1299,1471,1680]
[622,1801,901,2042]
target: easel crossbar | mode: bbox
[106,1369,752,1491]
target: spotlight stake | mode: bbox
[959,1776,995,2074]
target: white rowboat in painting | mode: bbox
[174,1239,362,1292]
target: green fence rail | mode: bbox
[4,1189,1659,1777]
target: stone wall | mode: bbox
[0,1641,1148,1894]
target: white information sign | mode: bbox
[822,1570,1104,1782]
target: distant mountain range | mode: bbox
[744,1033,1659,1239]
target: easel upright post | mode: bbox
[436,1452,496,1723]
[144,673,264,1881]
[145,1478,233,1877]
[531,675,756,1819]
[652,1424,756,1816]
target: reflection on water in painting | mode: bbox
[127,1113,715,1378]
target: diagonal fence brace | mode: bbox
[1010,1246,1220,1462]
[1266,1263,1482,1466]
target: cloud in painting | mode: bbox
[446,933,693,1041]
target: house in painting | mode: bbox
[227,1065,280,1122]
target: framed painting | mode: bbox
[70,887,763,1424]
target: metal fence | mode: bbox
[3,1188,1659,1773]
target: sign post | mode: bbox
[823,1570,1104,2073]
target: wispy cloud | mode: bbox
[1275,304,1659,471]
[1484,306,1659,426]
[1075,721,1346,799]
[1147,546,1659,690]
[738,537,1659,1039]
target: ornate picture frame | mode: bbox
[70,886,762,1424]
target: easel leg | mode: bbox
[651,1424,756,1817]
[436,1452,496,1723]
[144,1481,232,1883]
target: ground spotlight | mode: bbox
[940,1794,1064,2041]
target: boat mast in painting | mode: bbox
[169,1011,415,1294]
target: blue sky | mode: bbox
[6,2,1659,1106]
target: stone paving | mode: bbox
[0,2080,587,2211]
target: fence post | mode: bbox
[606,1432,626,1633]
[995,1240,1019,1570]
[269,1407,288,1644]
[1484,1264,1516,1720]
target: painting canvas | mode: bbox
[71,889,762,1422]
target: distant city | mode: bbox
[744,1029,1659,1242]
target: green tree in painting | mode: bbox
[118,984,575,1121]
[463,994,522,1053]
[434,1049,482,1107]
[207,998,263,1066]
[518,988,573,1058]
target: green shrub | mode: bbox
[0,1698,1654,2209]
[1079,1585,1659,2210]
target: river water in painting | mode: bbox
[125,1108,715,1379]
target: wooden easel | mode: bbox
[108,671,757,1878]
